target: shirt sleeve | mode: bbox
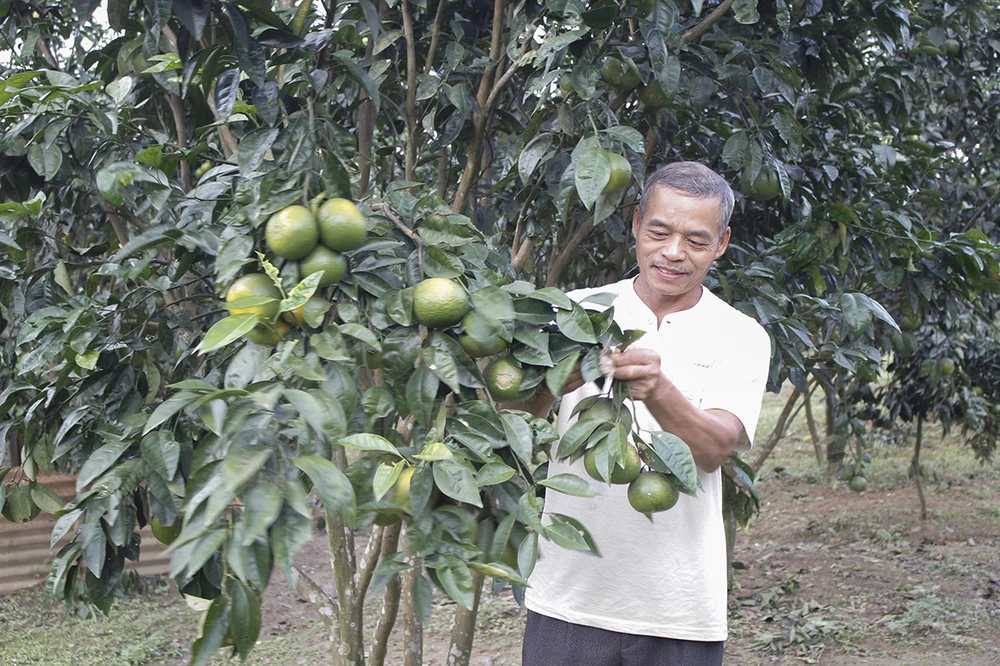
[699,321,772,450]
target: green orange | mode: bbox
[604,152,632,194]
[266,205,319,260]
[627,471,679,514]
[584,445,642,484]
[484,357,533,402]
[299,246,348,287]
[412,278,470,328]
[151,516,183,545]
[226,273,282,320]
[317,198,368,252]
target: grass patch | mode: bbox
[0,584,190,666]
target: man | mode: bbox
[522,162,772,665]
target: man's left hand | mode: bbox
[611,347,663,400]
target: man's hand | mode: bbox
[610,347,663,400]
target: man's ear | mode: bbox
[714,227,731,260]
[632,205,641,239]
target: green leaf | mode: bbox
[197,314,260,354]
[519,133,553,183]
[544,519,592,551]
[500,412,533,466]
[573,139,611,210]
[422,347,461,394]
[190,596,230,666]
[140,432,180,481]
[339,433,401,456]
[293,456,357,527]
[144,392,199,434]
[733,0,759,23]
[475,462,517,486]
[645,431,700,495]
[237,483,283,545]
[556,418,607,459]
[372,461,404,501]
[436,557,475,609]
[339,323,382,351]
[415,441,453,461]
[556,304,597,343]
[279,272,322,313]
[546,351,581,396]
[27,143,62,180]
[529,287,573,311]
[332,53,380,112]
[432,460,483,507]
[469,561,528,586]
[96,162,146,205]
[538,473,600,497]
[29,483,63,513]
[223,3,267,85]
[228,578,262,658]
[76,438,131,491]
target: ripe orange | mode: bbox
[266,205,319,260]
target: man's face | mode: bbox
[631,186,730,313]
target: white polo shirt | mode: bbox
[525,278,771,642]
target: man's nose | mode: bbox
[660,235,684,260]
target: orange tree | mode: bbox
[2,0,1000,664]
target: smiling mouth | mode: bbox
[652,265,688,279]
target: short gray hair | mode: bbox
[638,162,735,234]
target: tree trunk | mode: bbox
[749,387,802,475]
[912,416,927,520]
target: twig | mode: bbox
[423,0,448,76]
[682,0,737,43]
[962,188,1000,232]
[371,203,424,247]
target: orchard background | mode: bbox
[1,0,999,664]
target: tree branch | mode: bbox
[355,524,385,599]
[682,0,737,44]
[367,522,402,666]
[423,0,448,76]
[545,216,594,287]
[166,94,191,191]
[401,0,419,181]
[750,387,803,475]
[372,203,424,247]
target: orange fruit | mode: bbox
[266,205,319,259]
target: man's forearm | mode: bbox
[643,373,745,472]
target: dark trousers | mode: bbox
[522,610,725,666]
